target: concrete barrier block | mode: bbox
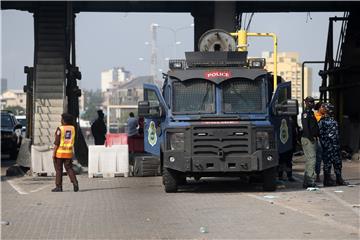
[17,138,31,168]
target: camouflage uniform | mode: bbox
[319,116,342,175]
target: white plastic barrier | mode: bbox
[31,145,67,176]
[31,145,55,176]
[88,145,129,178]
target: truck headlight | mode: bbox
[256,131,269,150]
[168,132,184,151]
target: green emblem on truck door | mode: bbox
[280,119,289,144]
[148,121,157,146]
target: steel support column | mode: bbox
[192,2,236,51]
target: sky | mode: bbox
[1,10,342,91]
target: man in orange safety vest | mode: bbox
[52,113,79,192]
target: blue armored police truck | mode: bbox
[138,29,298,192]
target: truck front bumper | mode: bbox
[163,149,278,173]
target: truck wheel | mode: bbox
[262,167,277,191]
[163,167,178,193]
[178,175,187,185]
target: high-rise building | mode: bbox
[101,67,131,92]
[262,52,312,104]
[1,78,8,94]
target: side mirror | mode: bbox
[138,100,164,118]
[275,99,299,116]
[14,124,22,137]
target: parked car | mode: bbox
[1,111,22,159]
[15,115,27,137]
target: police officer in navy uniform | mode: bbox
[301,96,319,188]
[318,103,347,186]
[52,113,79,192]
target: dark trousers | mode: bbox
[323,148,342,176]
[53,158,77,188]
[278,150,294,178]
[94,137,105,145]
[315,141,323,175]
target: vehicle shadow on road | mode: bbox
[179,172,360,194]
[78,186,130,192]
[178,174,307,194]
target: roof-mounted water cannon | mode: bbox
[230,30,278,89]
[198,29,237,52]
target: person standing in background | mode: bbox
[91,110,107,145]
[126,112,138,137]
[319,103,348,186]
[314,101,323,182]
[301,96,319,188]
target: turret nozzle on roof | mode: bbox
[198,29,237,52]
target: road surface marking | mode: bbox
[7,179,28,195]
[7,178,52,194]
[30,184,51,193]
[246,193,360,235]
[322,189,360,217]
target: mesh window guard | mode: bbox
[173,79,215,114]
[222,78,264,113]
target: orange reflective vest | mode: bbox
[314,111,322,122]
[55,125,75,159]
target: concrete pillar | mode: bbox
[213,2,236,32]
[191,3,214,51]
[191,2,236,51]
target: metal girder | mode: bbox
[2,1,360,13]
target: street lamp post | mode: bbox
[150,23,159,83]
[155,23,194,58]
[147,23,193,82]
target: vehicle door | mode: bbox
[143,83,167,156]
[269,82,294,154]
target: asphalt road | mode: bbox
[1,157,359,239]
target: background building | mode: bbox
[1,89,26,111]
[262,51,312,104]
[101,67,131,92]
[103,75,154,132]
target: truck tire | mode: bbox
[262,167,277,191]
[178,175,187,185]
[163,167,178,193]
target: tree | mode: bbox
[81,90,103,121]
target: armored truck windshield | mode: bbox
[172,79,215,114]
[171,76,266,115]
[222,77,265,113]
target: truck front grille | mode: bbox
[191,125,251,157]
